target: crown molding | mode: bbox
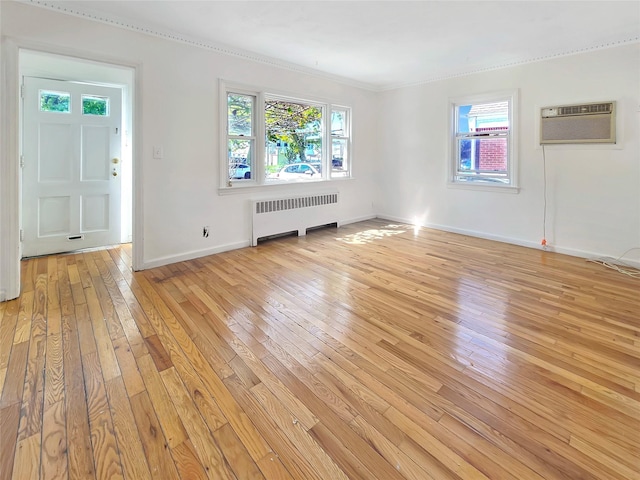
[379,36,640,91]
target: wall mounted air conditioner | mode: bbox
[540,101,615,144]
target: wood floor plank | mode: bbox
[256,453,295,480]
[17,276,47,440]
[84,286,121,382]
[61,312,96,480]
[128,389,178,479]
[249,381,349,480]
[0,342,28,409]
[159,367,236,480]
[105,377,153,480]
[11,433,40,480]
[2,219,638,479]
[0,299,20,380]
[212,422,265,480]
[44,308,64,408]
[135,354,188,449]
[0,403,21,480]
[170,440,209,480]
[349,414,438,480]
[223,373,324,480]
[40,400,67,480]
[81,351,124,480]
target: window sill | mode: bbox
[447,181,519,194]
[218,177,353,195]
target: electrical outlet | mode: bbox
[153,145,164,159]
[202,226,210,238]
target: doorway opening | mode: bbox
[19,49,134,260]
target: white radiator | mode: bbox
[252,192,339,246]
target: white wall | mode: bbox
[0,1,378,293]
[376,44,640,263]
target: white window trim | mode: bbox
[448,89,519,193]
[219,80,352,193]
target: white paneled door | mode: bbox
[22,77,122,257]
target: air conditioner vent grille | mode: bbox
[557,103,613,116]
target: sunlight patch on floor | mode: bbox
[336,225,407,245]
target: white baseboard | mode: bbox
[340,213,377,226]
[138,215,377,271]
[138,214,375,271]
[139,214,640,272]
[375,214,640,269]
[140,240,251,270]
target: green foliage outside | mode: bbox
[40,92,70,112]
[40,92,108,116]
[227,93,322,167]
[83,97,108,116]
[228,94,253,136]
[265,100,322,164]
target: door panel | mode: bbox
[81,125,111,181]
[39,123,73,182]
[22,77,122,257]
[82,194,110,232]
[39,196,71,236]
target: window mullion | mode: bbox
[323,105,330,179]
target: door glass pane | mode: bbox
[40,90,71,113]
[82,95,110,116]
[228,93,253,136]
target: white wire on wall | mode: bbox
[541,144,548,249]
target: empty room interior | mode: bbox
[1,1,639,479]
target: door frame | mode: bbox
[0,39,143,301]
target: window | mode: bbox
[221,81,351,188]
[450,91,518,189]
[227,92,255,181]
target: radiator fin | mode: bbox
[256,193,338,215]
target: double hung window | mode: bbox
[227,92,255,181]
[450,91,518,189]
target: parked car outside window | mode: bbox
[229,163,251,179]
[275,162,322,180]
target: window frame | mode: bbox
[448,90,519,192]
[219,80,352,191]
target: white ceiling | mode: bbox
[28,0,640,89]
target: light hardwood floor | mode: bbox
[1,219,639,480]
